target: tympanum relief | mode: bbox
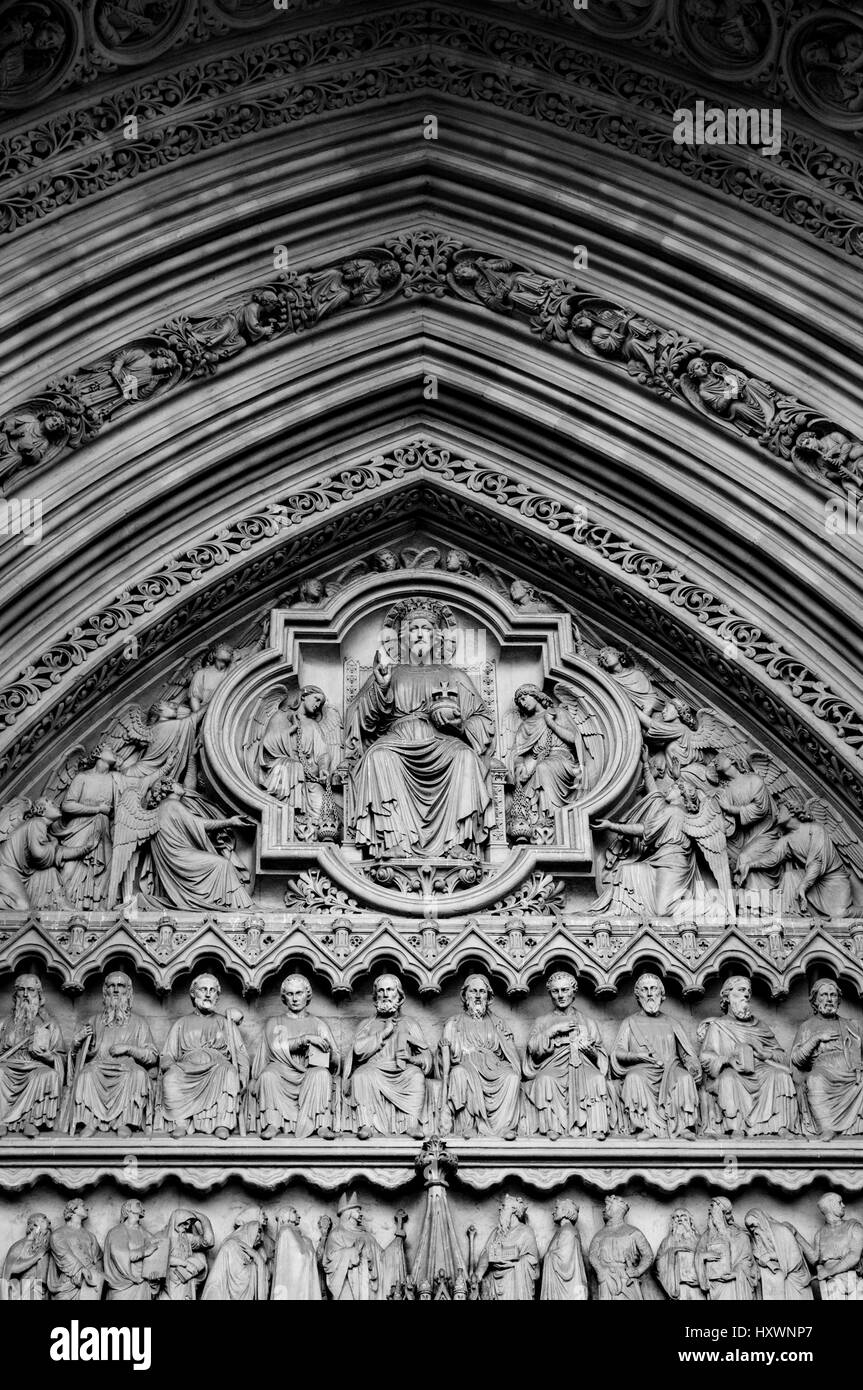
[2,547,862,936]
[2,543,863,1302]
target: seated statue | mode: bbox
[523,971,615,1140]
[0,973,65,1137]
[256,686,343,831]
[440,973,523,1140]
[70,970,157,1137]
[343,973,432,1139]
[249,974,338,1140]
[698,976,798,1137]
[160,972,249,1139]
[345,604,496,860]
[612,972,701,1140]
[791,979,863,1138]
[505,684,582,817]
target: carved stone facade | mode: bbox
[2,0,862,1302]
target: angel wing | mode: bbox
[157,652,204,707]
[803,797,863,882]
[553,680,606,791]
[320,703,344,764]
[0,797,31,841]
[231,615,270,657]
[684,794,732,897]
[101,703,151,770]
[747,750,805,807]
[689,709,750,764]
[241,686,290,784]
[107,774,160,906]
[40,744,88,803]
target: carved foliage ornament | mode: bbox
[1,6,862,253]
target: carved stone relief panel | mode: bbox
[1,1167,859,1300]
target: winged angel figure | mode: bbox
[242,684,344,837]
[592,749,732,919]
[726,750,863,917]
[503,681,605,822]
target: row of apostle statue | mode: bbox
[1,967,861,1142]
[2,1189,861,1301]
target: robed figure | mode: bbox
[48,1200,104,1301]
[54,749,122,910]
[588,1196,654,1302]
[696,1198,756,1301]
[271,1209,322,1301]
[791,980,863,1138]
[322,1194,407,1301]
[475,1195,540,1301]
[797,1193,863,1300]
[249,975,338,1139]
[146,782,252,912]
[656,1209,704,1301]
[344,974,432,1139]
[523,971,615,1139]
[346,607,496,859]
[103,1200,159,1302]
[0,973,65,1136]
[71,971,157,1137]
[698,976,798,1137]
[0,1213,51,1300]
[160,973,249,1139]
[160,1210,214,1302]
[540,1199,588,1301]
[441,974,523,1140]
[612,973,701,1139]
[744,1210,813,1301]
[201,1208,269,1301]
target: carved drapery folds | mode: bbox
[2,1162,862,1300]
[3,964,863,1147]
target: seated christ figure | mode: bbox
[346,604,496,859]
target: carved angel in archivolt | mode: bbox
[244,685,344,834]
[680,356,774,435]
[504,682,603,824]
[568,300,659,383]
[592,751,732,918]
[793,428,863,491]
